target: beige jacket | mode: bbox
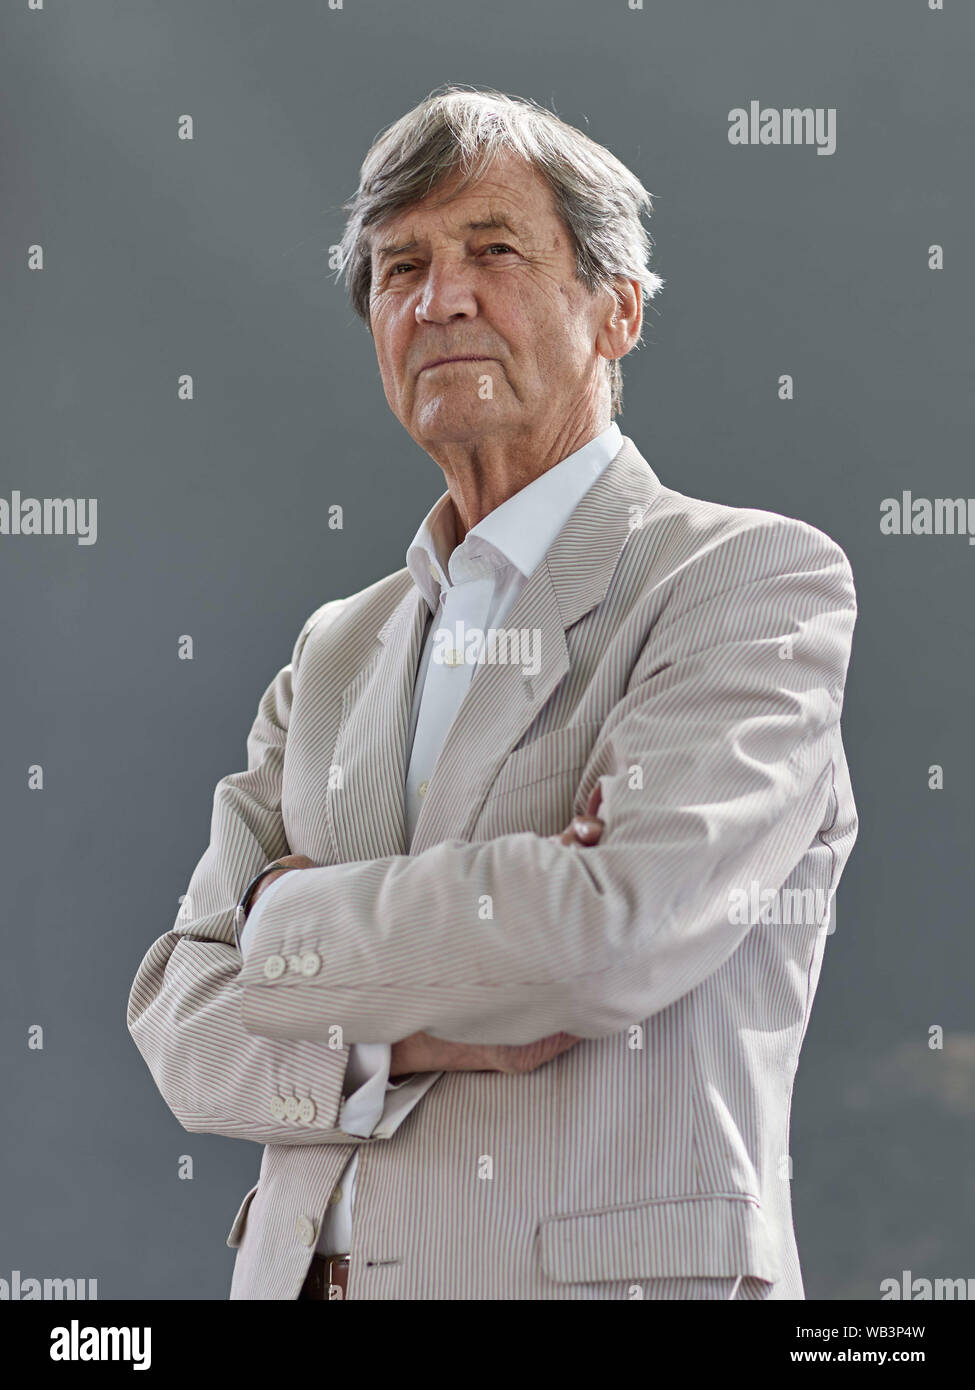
[127,436,858,1299]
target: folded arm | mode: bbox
[238,521,857,1047]
[126,600,437,1146]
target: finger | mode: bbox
[534,1031,582,1059]
[495,1031,582,1074]
[585,783,603,819]
[549,827,578,846]
[551,818,603,845]
[571,816,604,843]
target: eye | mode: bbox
[389,262,417,277]
[482,243,516,256]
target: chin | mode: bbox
[414,401,510,444]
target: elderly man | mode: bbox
[127,85,858,1301]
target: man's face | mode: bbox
[367,152,614,451]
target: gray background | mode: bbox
[2,0,972,1300]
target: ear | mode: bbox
[595,278,642,365]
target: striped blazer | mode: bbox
[126,435,858,1300]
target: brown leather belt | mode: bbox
[298,1253,350,1301]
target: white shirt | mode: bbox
[240,420,622,1256]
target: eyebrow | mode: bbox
[374,216,526,264]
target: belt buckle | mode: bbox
[326,1254,350,1301]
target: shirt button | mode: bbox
[297,1097,316,1123]
[295,1215,317,1246]
[270,1096,286,1119]
[328,1185,343,1207]
[284,1096,299,1120]
[418,780,429,798]
[300,951,321,977]
[263,954,286,980]
[287,955,303,974]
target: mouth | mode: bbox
[420,356,493,372]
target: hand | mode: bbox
[389,1029,581,1079]
[548,783,605,847]
[248,854,577,1080]
[250,852,317,909]
[389,790,606,1079]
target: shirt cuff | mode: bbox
[240,875,422,1121]
[339,1043,392,1137]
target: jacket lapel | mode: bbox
[326,435,662,866]
[326,580,430,865]
[409,436,661,855]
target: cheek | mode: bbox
[506,290,581,366]
[542,313,593,374]
[371,321,408,394]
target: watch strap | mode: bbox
[233,861,295,954]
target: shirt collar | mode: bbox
[406,421,622,612]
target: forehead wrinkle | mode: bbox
[374,234,420,265]
[372,202,538,266]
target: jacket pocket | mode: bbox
[486,722,604,803]
[474,721,604,838]
[226,1182,260,1249]
[536,1193,780,1285]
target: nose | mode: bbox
[415,257,478,325]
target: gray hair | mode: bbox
[336,84,665,417]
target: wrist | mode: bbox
[251,867,292,908]
[389,1036,424,1079]
[233,860,297,953]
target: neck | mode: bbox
[428,413,612,543]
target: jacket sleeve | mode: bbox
[241,884,417,1133]
[237,518,858,1047]
[125,598,438,1145]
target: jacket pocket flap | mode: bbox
[486,722,603,803]
[226,1182,260,1249]
[537,1194,780,1285]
